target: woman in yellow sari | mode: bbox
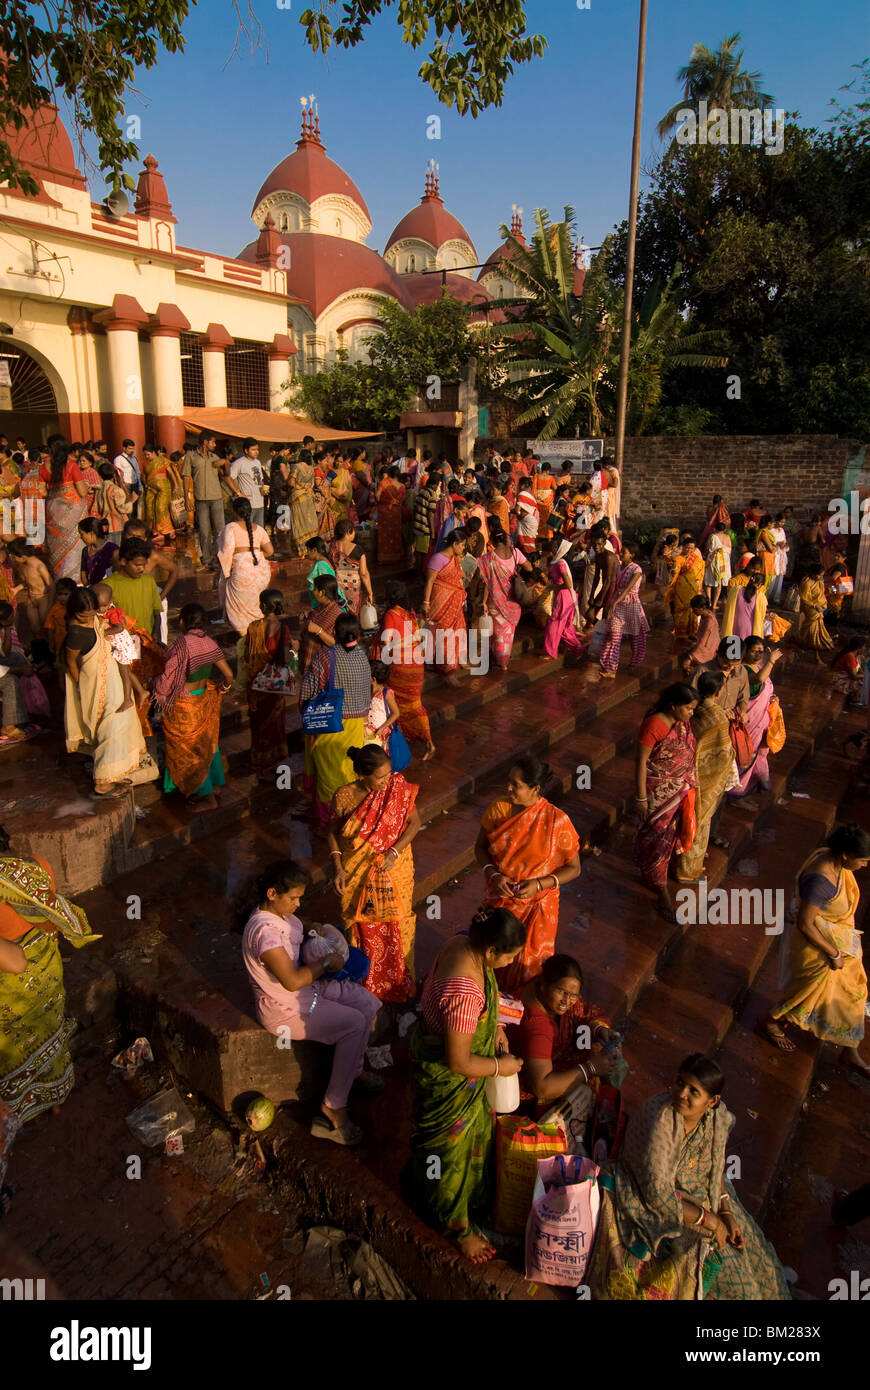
[328,744,422,1002]
[676,671,737,881]
[0,832,98,1175]
[289,454,319,557]
[766,823,870,1074]
[143,446,182,544]
[63,586,146,796]
[664,535,705,638]
[795,564,833,658]
[328,459,354,528]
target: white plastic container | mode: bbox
[485,1069,520,1113]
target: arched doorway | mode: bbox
[0,340,60,446]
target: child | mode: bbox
[92,582,147,713]
[0,600,33,741]
[105,538,164,641]
[364,660,400,751]
[95,462,134,545]
[116,518,178,635]
[44,576,78,656]
[7,537,53,640]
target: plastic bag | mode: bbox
[493,1114,567,1237]
[525,1153,601,1286]
[126,1086,195,1148]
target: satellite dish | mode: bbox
[102,189,130,221]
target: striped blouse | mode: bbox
[422,974,486,1035]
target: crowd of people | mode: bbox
[0,426,867,1297]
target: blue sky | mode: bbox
[78,0,867,261]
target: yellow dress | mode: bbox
[665,549,705,637]
[772,850,865,1045]
[795,577,833,650]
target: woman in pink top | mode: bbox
[241,860,381,1146]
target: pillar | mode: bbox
[93,295,149,455]
[148,303,190,452]
[267,333,297,413]
[200,323,234,409]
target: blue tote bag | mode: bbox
[302,648,345,734]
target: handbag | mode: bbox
[301,648,345,734]
[252,663,297,695]
[359,602,378,631]
[387,717,411,772]
[729,714,755,770]
[524,1154,601,1286]
[766,695,786,754]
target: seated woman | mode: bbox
[240,859,381,1147]
[587,1053,791,1300]
[403,906,526,1263]
[831,636,865,704]
[508,953,620,1117]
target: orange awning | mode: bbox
[177,407,377,443]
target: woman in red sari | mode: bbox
[474,754,581,994]
[635,683,699,920]
[377,467,406,565]
[328,744,422,1002]
[244,587,298,782]
[699,495,730,550]
[152,603,234,811]
[379,580,435,761]
[421,529,468,686]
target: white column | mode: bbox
[268,356,291,413]
[202,348,227,408]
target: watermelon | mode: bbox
[245,1097,276,1132]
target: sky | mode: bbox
[76,0,868,262]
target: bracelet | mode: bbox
[719,1196,731,1210]
[636,795,648,802]
[329,850,342,860]
[577,1063,588,1084]
[694,1206,706,1228]
[483,863,498,876]
[493,1056,500,1077]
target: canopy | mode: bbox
[176,407,376,443]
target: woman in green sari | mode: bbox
[404,906,526,1263]
[588,1054,790,1300]
[0,829,98,1211]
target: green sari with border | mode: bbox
[404,966,497,1243]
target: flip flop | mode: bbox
[92,784,129,799]
[310,1116,364,1147]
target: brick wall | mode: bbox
[474,432,862,533]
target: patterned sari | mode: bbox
[730,669,774,797]
[289,463,319,551]
[0,856,98,1127]
[635,718,698,890]
[405,964,498,1242]
[245,619,291,779]
[380,606,432,744]
[677,703,736,880]
[665,549,705,637]
[587,1093,790,1300]
[153,629,226,798]
[427,553,466,674]
[477,548,522,670]
[46,483,86,579]
[315,469,334,540]
[329,541,362,616]
[773,850,865,1045]
[217,522,272,636]
[328,467,354,526]
[482,797,580,993]
[333,773,418,1001]
[377,480,406,564]
[143,459,175,538]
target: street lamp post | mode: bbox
[613,0,649,477]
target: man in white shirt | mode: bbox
[514,474,539,555]
[113,439,142,516]
[229,437,265,527]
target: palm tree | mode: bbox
[627,269,729,433]
[659,33,774,142]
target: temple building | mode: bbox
[0,102,570,454]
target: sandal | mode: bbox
[93,784,129,799]
[310,1116,364,1147]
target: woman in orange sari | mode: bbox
[474,754,581,994]
[421,529,468,686]
[377,467,406,564]
[152,603,234,812]
[244,588,298,782]
[533,465,556,539]
[665,535,705,638]
[328,744,422,1002]
[379,580,435,761]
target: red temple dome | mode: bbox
[251,110,370,222]
[2,104,88,197]
[237,232,413,319]
[385,166,476,259]
[478,207,527,281]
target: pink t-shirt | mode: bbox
[242,909,313,1030]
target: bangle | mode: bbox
[694,1206,706,1228]
[577,1063,588,1084]
[329,850,342,860]
[636,795,648,802]
[483,863,498,876]
[493,1056,500,1077]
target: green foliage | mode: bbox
[0,1,190,194]
[286,295,474,432]
[658,32,773,143]
[299,1,546,116]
